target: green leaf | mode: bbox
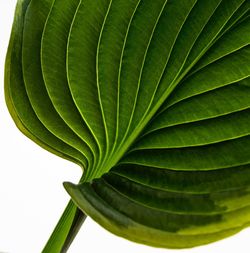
[5,0,250,251]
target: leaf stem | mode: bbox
[42,199,86,253]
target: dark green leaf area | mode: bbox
[166,46,250,109]
[219,1,250,34]
[5,0,85,165]
[134,109,250,149]
[103,173,246,215]
[103,174,216,214]
[22,0,90,169]
[117,0,197,143]
[148,82,250,132]
[113,164,250,194]
[240,77,250,87]
[41,0,98,168]
[122,136,250,170]
[92,178,222,233]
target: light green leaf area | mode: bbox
[5,0,250,249]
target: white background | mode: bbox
[0,1,249,252]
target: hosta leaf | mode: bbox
[5,0,250,250]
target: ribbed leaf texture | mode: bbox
[5,0,250,249]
